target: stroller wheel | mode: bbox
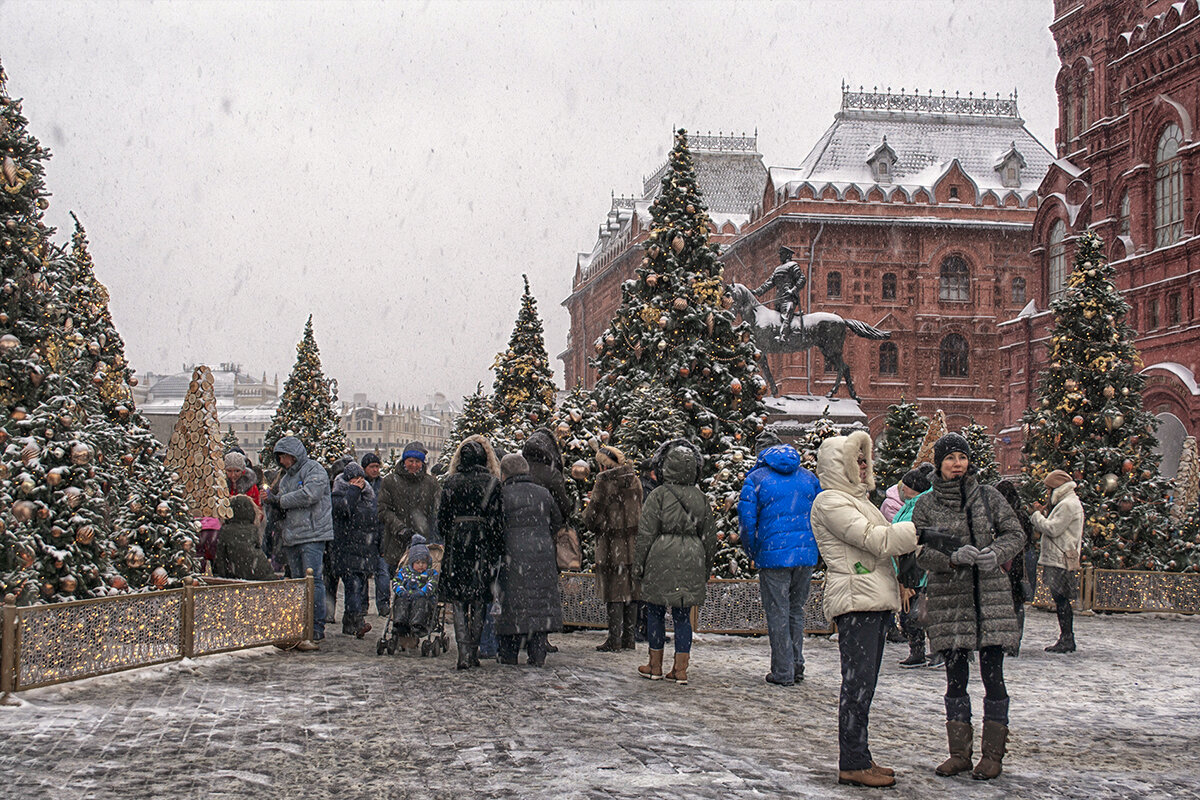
[420,640,431,657]
[376,640,387,656]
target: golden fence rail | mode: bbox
[1031,565,1091,611]
[0,573,312,701]
[558,573,834,635]
[1091,568,1200,614]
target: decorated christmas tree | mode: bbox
[1020,231,1175,570]
[551,383,604,569]
[613,380,686,465]
[704,441,755,578]
[874,400,928,496]
[261,316,351,468]
[492,274,557,431]
[796,413,843,472]
[0,64,123,603]
[66,216,198,589]
[222,425,240,453]
[961,419,1000,485]
[437,383,500,472]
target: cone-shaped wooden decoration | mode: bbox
[164,365,232,519]
[912,409,947,469]
[1173,436,1198,520]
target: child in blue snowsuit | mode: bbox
[391,534,439,637]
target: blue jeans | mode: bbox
[645,604,691,654]
[283,542,327,640]
[759,565,814,683]
[375,556,392,615]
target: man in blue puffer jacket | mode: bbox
[738,431,821,686]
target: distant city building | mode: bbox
[341,392,458,464]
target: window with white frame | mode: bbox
[1155,123,1183,248]
[939,255,970,302]
[1048,221,1067,301]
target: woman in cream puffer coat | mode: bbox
[811,430,918,788]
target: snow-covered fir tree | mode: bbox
[961,419,1000,485]
[613,380,686,465]
[221,425,240,453]
[492,274,557,431]
[552,383,604,569]
[437,384,499,473]
[1021,231,1175,570]
[874,400,928,497]
[261,316,351,468]
[795,414,842,472]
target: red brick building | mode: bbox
[564,89,1053,440]
[998,0,1200,478]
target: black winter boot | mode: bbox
[1046,600,1076,653]
[597,602,623,651]
[621,602,638,650]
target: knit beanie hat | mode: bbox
[407,534,431,568]
[402,441,428,462]
[500,452,530,480]
[361,452,382,468]
[901,464,934,493]
[224,452,247,471]
[1044,469,1072,489]
[342,461,366,481]
[933,433,971,471]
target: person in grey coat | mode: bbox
[914,434,1026,780]
[495,454,564,667]
[265,436,334,648]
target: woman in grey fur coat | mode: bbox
[914,434,1026,781]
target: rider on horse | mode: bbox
[753,245,806,341]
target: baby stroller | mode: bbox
[377,543,451,657]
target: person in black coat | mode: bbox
[521,428,572,522]
[213,496,275,581]
[995,480,1035,657]
[438,435,505,670]
[331,461,379,638]
[495,454,564,667]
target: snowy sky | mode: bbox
[2,0,1061,406]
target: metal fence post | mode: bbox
[181,577,195,659]
[1,594,18,705]
[304,568,314,642]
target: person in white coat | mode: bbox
[811,431,919,789]
[1030,469,1084,653]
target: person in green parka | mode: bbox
[213,495,276,581]
[634,439,716,686]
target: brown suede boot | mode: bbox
[665,652,689,685]
[638,648,664,680]
[972,720,1008,780]
[935,720,974,776]
[838,767,896,788]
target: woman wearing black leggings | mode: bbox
[913,434,1027,781]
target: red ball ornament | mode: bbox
[730,378,743,395]
[1072,415,1084,427]
[679,366,690,378]
[1122,459,1134,473]
[700,426,713,439]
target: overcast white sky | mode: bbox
[2,0,1061,406]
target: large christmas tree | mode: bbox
[961,419,1000,485]
[261,316,351,467]
[0,63,121,602]
[612,380,686,465]
[1021,231,1175,570]
[492,274,557,433]
[873,400,928,496]
[436,383,500,472]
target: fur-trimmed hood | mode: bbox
[449,434,501,478]
[815,430,875,497]
[522,428,562,472]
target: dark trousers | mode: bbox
[452,600,487,663]
[899,588,926,655]
[376,556,392,615]
[835,611,888,772]
[945,646,1009,724]
[497,632,549,666]
[645,604,692,654]
[340,570,370,632]
[1045,565,1075,641]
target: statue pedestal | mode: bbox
[762,395,868,440]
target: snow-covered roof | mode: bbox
[1141,362,1200,396]
[781,88,1053,199]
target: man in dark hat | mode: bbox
[754,244,807,340]
[377,441,441,617]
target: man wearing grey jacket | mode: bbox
[266,436,334,650]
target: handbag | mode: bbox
[555,526,582,572]
[915,592,929,627]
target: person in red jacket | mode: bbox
[225,451,262,507]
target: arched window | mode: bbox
[827,270,842,298]
[939,256,970,302]
[1155,123,1183,247]
[939,334,969,378]
[1011,276,1026,306]
[1048,220,1067,301]
[1119,191,1131,238]
[881,272,897,300]
[878,342,898,375]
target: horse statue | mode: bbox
[728,283,890,401]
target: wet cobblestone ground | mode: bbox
[2,609,1198,799]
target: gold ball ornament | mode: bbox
[1117,495,1134,513]
[110,575,128,591]
[70,443,92,465]
[10,407,27,421]
[125,549,146,569]
[60,575,77,594]
[570,461,590,481]
[1104,385,1116,399]
[1122,459,1134,473]
[646,273,658,287]
[1100,473,1119,494]
[730,378,742,395]
[64,486,84,507]
[45,468,64,487]
[700,426,713,439]
[555,422,570,437]
[599,430,610,443]
[20,441,39,465]
[679,366,690,378]
[0,333,20,352]
[671,234,685,254]
[75,525,95,544]
[1072,415,1084,427]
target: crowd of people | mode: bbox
[199,425,1084,790]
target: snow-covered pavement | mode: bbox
[2,608,1197,799]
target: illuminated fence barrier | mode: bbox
[1090,569,1200,614]
[559,573,834,635]
[1031,565,1089,611]
[1,575,312,700]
